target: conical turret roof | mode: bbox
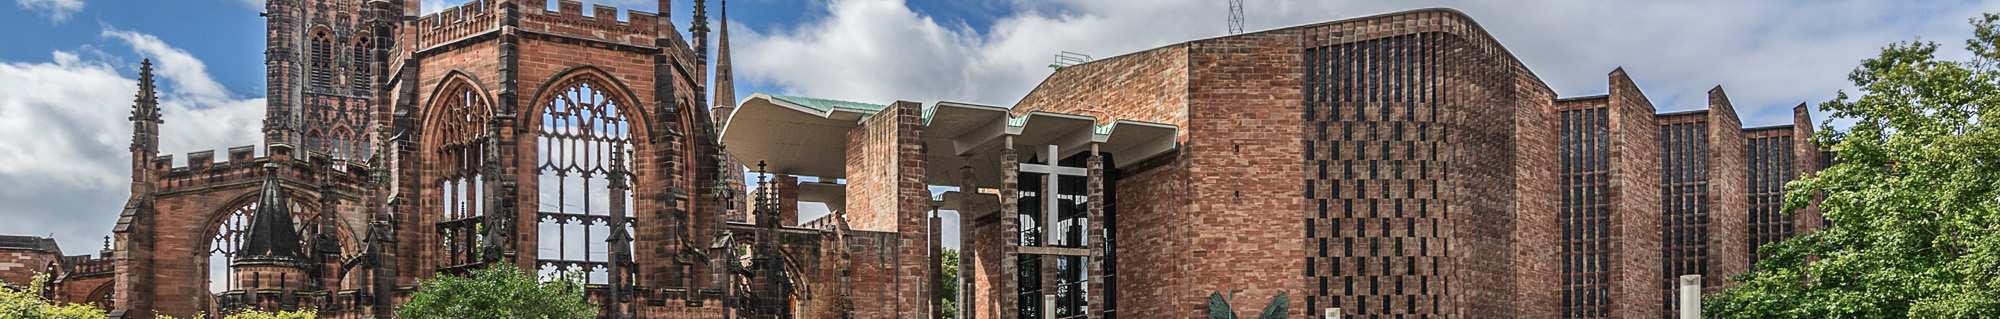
[237,163,305,262]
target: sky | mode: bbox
[3,0,1998,257]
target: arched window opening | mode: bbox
[432,82,494,270]
[326,128,357,161]
[309,30,333,92]
[205,200,314,295]
[352,37,373,95]
[304,130,323,158]
[535,80,634,285]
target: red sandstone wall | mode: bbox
[405,37,501,281]
[125,159,373,318]
[0,249,60,287]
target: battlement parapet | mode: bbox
[519,0,663,48]
[413,0,667,51]
[414,0,500,50]
[149,144,374,194]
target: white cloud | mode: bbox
[16,0,83,22]
[0,27,263,255]
[738,0,1996,127]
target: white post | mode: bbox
[1045,294,1058,319]
[1679,275,1702,319]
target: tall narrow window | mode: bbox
[432,82,492,271]
[309,30,333,91]
[352,37,373,95]
[1561,107,1612,318]
[535,80,634,285]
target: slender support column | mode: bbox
[931,207,947,319]
[1085,145,1105,319]
[999,140,1021,319]
[957,160,978,319]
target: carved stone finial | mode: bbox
[690,0,709,33]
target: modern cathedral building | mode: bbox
[0,3,1824,319]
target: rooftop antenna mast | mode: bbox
[1228,0,1244,34]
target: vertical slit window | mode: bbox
[352,37,373,96]
[309,30,332,92]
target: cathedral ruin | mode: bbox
[0,3,1832,319]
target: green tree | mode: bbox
[395,265,598,319]
[1,274,106,319]
[162,310,317,319]
[941,249,958,319]
[1706,13,2000,319]
[1,273,311,319]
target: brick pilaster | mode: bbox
[999,147,1020,319]
[1086,154,1105,319]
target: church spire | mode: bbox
[237,163,306,263]
[130,59,162,154]
[711,0,735,108]
[130,59,163,190]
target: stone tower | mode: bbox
[262,0,376,160]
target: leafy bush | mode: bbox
[394,265,597,319]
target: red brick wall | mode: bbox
[1513,76,1560,319]
[1104,156,1187,318]
[1704,88,1750,293]
[1013,45,1189,133]
[839,230,907,317]
[1606,69,1663,319]
[1180,29,1307,318]
[1788,105,1825,232]
[1002,9,1569,318]
[845,105,900,232]
[840,101,932,316]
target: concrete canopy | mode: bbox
[720,93,1180,199]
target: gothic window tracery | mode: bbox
[534,79,635,285]
[432,81,493,269]
[205,200,314,294]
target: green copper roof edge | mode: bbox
[769,94,887,114]
[921,105,939,125]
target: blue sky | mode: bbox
[4,0,1999,256]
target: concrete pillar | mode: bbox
[1679,275,1701,319]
